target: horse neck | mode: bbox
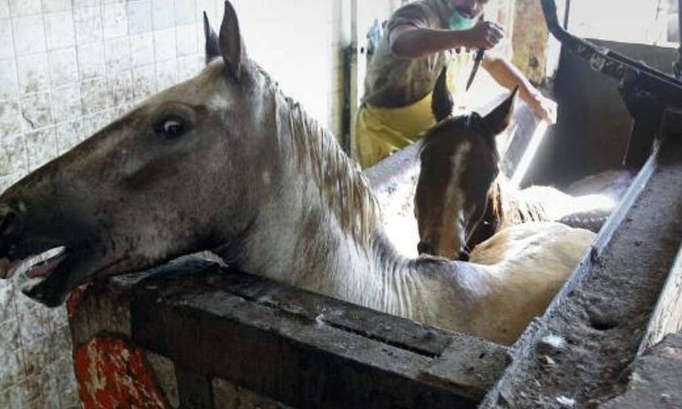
[229,93,456,320]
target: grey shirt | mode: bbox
[362,0,453,108]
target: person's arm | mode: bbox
[481,54,557,124]
[389,20,504,59]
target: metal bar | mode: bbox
[541,0,682,108]
[677,0,682,78]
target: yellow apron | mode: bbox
[355,53,473,169]
[355,93,435,169]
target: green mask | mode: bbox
[448,6,479,31]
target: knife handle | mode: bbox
[474,49,484,61]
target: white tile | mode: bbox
[108,69,133,106]
[127,0,151,34]
[0,133,26,175]
[45,11,76,51]
[20,91,52,131]
[73,6,102,45]
[80,77,111,114]
[24,126,58,169]
[9,0,41,17]
[48,47,79,86]
[153,27,176,62]
[177,54,200,81]
[113,101,134,118]
[55,119,83,152]
[132,63,156,100]
[82,109,112,136]
[0,19,13,59]
[195,0,216,26]
[16,53,50,94]
[130,32,154,67]
[0,96,19,122]
[155,59,177,90]
[104,36,130,73]
[0,97,22,139]
[151,0,174,30]
[42,0,72,13]
[103,2,127,39]
[51,82,82,123]
[77,42,106,79]
[0,0,9,19]
[0,57,18,96]
[72,0,99,8]
[175,23,197,57]
[12,15,46,56]
[174,0,195,25]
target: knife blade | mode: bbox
[465,49,484,91]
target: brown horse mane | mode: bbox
[490,177,551,229]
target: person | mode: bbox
[355,0,558,168]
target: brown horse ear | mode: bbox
[431,66,454,122]
[203,12,221,64]
[483,86,518,135]
[219,1,245,81]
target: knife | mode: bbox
[465,49,484,91]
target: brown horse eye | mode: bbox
[154,117,186,139]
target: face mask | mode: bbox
[447,5,480,30]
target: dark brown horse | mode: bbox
[415,68,626,260]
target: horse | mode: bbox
[415,68,628,260]
[0,1,595,346]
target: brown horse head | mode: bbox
[0,2,285,306]
[415,69,517,260]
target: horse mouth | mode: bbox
[3,246,68,282]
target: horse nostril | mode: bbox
[458,250,470,261]
[417,242,434,255]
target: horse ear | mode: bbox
[219,1,245,81]
[203,12,221,64]
[483,86,518,135]
[431,66,454,122]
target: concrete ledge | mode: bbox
[127,257,509,408]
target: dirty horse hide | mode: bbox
[416,68,627,260]
[0,2,594,346]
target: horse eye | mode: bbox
[154,117,186,139]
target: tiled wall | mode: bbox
[0,0,348,407]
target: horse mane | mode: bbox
[491,177,551,228]
[257,65,380,247]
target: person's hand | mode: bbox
[529,94,557,124]
[462,20,504,50]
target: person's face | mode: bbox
[449,0,487,18]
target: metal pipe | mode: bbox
[676,0,682,78]
[563,0,571,29]
[541,0,682,107]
